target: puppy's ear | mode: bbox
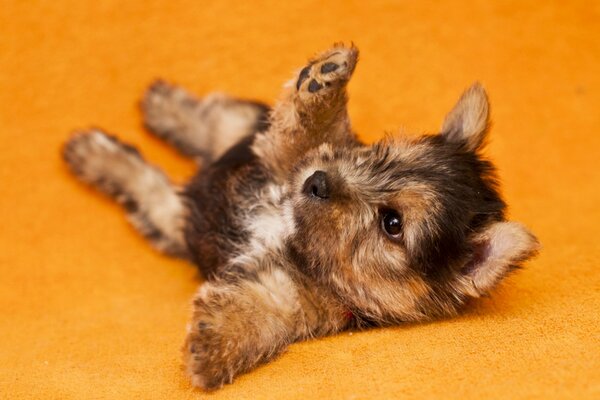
[441,83,490,152]
[458,221,540,297]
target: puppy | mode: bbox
[63,44,539,390]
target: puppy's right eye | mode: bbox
[381,209,403,240]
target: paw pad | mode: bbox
[296,66,311,90]
[308,79,324,93]
[320,62,339,73]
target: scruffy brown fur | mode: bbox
[62,44,539,390]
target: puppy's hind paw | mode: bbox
[141,81,197,139]
[62,129,144,197]
[295,44,359,96]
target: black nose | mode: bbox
[303,170,329,199]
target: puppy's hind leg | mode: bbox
[62,130,189,258]
[141,81,270,162]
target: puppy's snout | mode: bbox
[303,170,329,199]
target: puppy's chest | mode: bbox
[242,183,295,255]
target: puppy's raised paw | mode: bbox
[295,44,359,95]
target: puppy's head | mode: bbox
[288,83,539,323]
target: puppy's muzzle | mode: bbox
[302,170,329,199]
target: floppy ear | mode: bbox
[441,83,490,152]
[459,221,540,297]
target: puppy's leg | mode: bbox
[254,44,360,176]
[184,264,349,390]
[141,81,270,161]
[62,130,188,258]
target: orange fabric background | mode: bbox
[1,1,598,398]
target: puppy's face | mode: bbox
[288,84,539,323]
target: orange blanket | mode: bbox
[1,1,598,398]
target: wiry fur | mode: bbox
[62,44,540,390]
[63,130,188,257]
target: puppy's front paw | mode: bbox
[295,44,359,95]
[184,321,227,390]
[183,285,240,391]
[183,277,296,390]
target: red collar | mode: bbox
[343,309,354,321]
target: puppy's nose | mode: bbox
[303,170,329,199]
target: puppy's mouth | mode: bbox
[302,170,329,200]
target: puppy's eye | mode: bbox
[381,209,403,239]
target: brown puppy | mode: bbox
[63,44,539,390]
